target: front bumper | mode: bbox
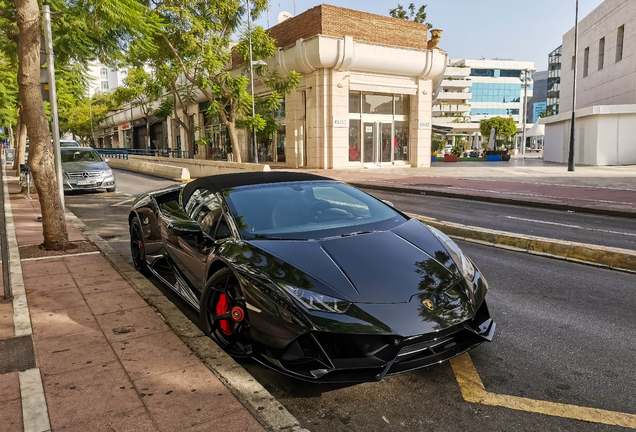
[256,299,495,383]
[63,176,116,192]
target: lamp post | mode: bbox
[520,69,533,155]
[43,3,64,212]
[568,0,579,172]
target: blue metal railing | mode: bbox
[95,148,191,160]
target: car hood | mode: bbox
[248,219,461,304]
[62,161,110,172]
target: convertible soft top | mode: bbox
[182,171,332,206]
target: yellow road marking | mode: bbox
[450,354,636,429]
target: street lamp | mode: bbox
[520,69,533,155]
[568,0,580,172]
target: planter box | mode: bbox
[501,154,511,161]
[444,155,458,162]
[431,155,437,162]
[486,155,501,162]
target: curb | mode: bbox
[65,210,309,432]
[351,182,636,220]
[407,212,636,274]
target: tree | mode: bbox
[153,0,300,163]
[114,68,163,150]
[389,3,432,28]
[479,116,517,151]
[62,92,118,145]
[7,0,160,250]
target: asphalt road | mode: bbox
[65,169,636,432]
[359,188,636,251]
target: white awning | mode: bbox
[526,123,545,137]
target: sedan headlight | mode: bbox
[283,286,351,314]
[103,169,113,177]
[428,226,476,282]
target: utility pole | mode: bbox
[520,69,531,155]
[247,0,258,164]
[43,3,65,212]
[568,0,579,172]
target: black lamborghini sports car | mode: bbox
[129,172,495,383]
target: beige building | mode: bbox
[543,0,636,166]
[100,5,447,169]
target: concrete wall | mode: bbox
[542,106,636,166]
[127,156,270,178]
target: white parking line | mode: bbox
[500,215,636,237]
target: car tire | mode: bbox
[200,268,252,359]
[129,216,149,275]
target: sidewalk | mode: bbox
[1,168,264,431]
[290,159,636,217]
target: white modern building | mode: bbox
[86,61,127,97]
[100,5,448,169]
[542,0,636,165]
[432,59,536,149]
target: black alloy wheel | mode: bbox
[130,216,149,275]
[201,268,252,359]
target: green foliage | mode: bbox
[431,133,446,153]
[389,3,432,28]
[113,68,162,117]
[479,116,517,140]
[0,51,18,127]
[450,144,463,156]
[148,0,300,161]
[62,92,118,143]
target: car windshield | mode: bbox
[60,141,79,147]
[61,149,103,163]
[223,181,407,240]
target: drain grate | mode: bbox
[0,335,36,374]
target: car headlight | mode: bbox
[282,286,351,314]
[428,226,476,282]
[103,170,113,177]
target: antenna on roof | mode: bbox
[278,11,293,23]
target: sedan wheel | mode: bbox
[130,216,149,275]
[201,268,252,359]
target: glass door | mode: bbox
[380,122,393,163]
[363,122,375,163]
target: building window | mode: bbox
[362,94,393,114]
[470,69,495,77]
[349,92,361,114]
[598,37,605,70]
[499,70,522,78]
[616,25,625,62]
[101,80,109,90]
[583,47,589,77]
[100,67,108,79]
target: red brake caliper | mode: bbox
[216,294,231,335]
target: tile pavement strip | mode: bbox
[2,164,51,432]
[406,213,636,274]
[65,210,309,432]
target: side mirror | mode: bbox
[383,200,394,208]
[104,158,111,163]
[168,220,202,236]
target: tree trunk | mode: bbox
[15,0,69,250]
[225,122,241,163]
[219,111,242,163]
[13,108,27,174]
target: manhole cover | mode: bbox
[0,335,36,374]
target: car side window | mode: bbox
[214,215,232,240]
[186,189,223,237]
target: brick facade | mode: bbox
[267,4,429,50]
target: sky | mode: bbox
[254,0,605,71]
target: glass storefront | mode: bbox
[349,92,410,164]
